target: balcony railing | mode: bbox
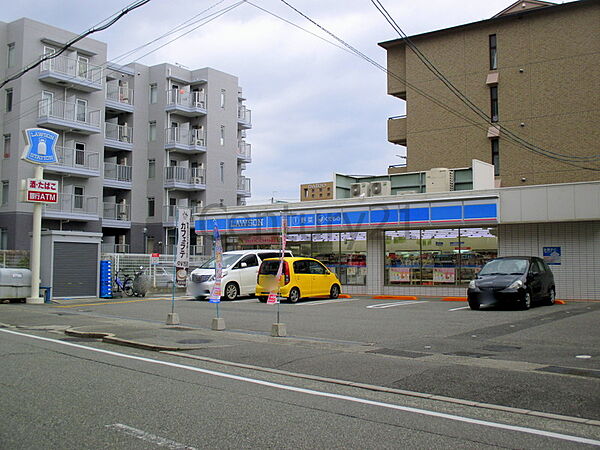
[49,145,99,172]
[166,89,206,109]
[101,243,130,253]
[40,54,103,89]
[238,105,252,126]
[44,192,98,215]
[106,83,134,106]
[237,176,251,193]
[164,166,206,184]
[387,115,407,146]
[105,122,133,144]
[38,98,101,129]
[163,204,203,223]
[165,127,206,147]
[103,202,130,221]
[237,141,252,161]
[104,162,132,183]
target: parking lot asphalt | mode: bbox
[1,293,599,422]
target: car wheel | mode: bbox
[223,282,239,301]
[329,284,340,299]
[468,299,480,310]
[547,287,556,306]
[288,287,301,303]
[521,291,532,310]
[258,296,267,303]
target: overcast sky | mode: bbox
[3,0,570,204]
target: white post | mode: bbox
[27,165,44,304]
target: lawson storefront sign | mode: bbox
[194,200,498,233]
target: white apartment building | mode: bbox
[0,17,252,254]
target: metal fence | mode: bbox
[0,250,30,268]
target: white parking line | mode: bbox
[106,423,196,449]
[367,301,428,309]
[297,298,361,306]
[2,328,599,447]
[448,306,470,312]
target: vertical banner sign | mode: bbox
[175,208,191,288]
[267,215,288,304]
[209,225,223,303]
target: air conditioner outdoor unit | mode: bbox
[426,168,454,193]
[192,177,203,184]
[371,180,391,196]
[194,138,205,146]
[350,182,370,198]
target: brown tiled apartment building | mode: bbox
[379,0,599,187]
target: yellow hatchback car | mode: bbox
[256,257,342,303]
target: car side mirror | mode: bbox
[241,262,248,268]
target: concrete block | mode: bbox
[166,312,180,325]
[271,322,287,337]
[26,296,44,304]
[212,317,225,331]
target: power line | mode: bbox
[0,0,152,90]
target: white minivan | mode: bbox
[187,249,293,301]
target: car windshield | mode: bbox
[479,259,528,276]
[199,253,242,269]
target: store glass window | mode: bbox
[339,232,367,285]
[311,233,340,278]
[458,227,498,282]
[385,230,421,285]
[287,233,311,257]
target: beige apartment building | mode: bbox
[300,182,334,201]
[379,0,599,187]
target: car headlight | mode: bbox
[508,279,523,290]
[469,279,477,289]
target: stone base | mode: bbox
[212,317,226,331]
[166,312,180,325]
[271,323,287,337]
[26,297,44,304]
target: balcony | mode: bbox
[164,166,206,191]
[37,98,101,134]
[45,145,100,177]
[102,202,131,229]
[43,193,99,221]
[238,105,252,129]
[104,163,132,189]
[165,89,207,117]
[163,204,203,227]
[237,141,252,163]
[104,122,133,151]
[106,83,134,113]
[237,176,251,196]
[388,115,407,146]
[39,54,103,92]
[164,127,206,153]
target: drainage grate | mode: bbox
[176,339,211,345]
[482,345,521,352]
[444,351,493,358]
[536,366,600,379]
[367,348,429,358]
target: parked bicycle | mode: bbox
[113,270,134,297]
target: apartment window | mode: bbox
[489,34,497,70]
[148,159,156,178]
[73,186,84,209]
[490,86,499,123]
[0,228,7,250]
[77,55,89,79]
[1,181,8,206]
[220,89,226,108]
[220,162,225,183]
[5,88,13,112]
[148,121,156,141]
[149,84,157,104]
[3,134,10,159]
[75,142,85,166]
[76,99,87,122]
[7,43,15,68]
[491,138,500,176]
[220,126,225,146]
[147,197,155,217]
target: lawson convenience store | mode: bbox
[195,182,600,300]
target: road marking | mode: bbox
[449,306,470,312]
[367,301,427,309]
[52,297,186,308]
[2,328,599,447]
[106,423,196,449]
[297,298,361,306]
